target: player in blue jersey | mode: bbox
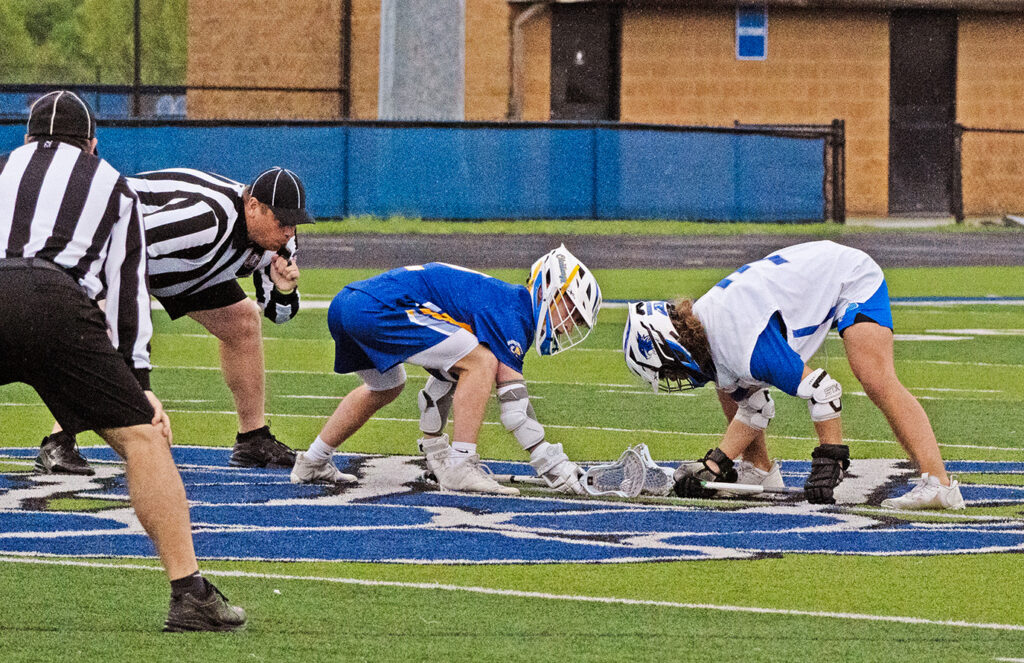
[291,245,602,495]
[622,241,963,510]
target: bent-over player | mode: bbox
[2,90,244,630]
[291,245,602,495]
[623,240,964,510]
[35,166,312,475]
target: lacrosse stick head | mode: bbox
[623,300,714,392]
[582,447,646,498]
[631,443,675,497]
[528,244,602,356]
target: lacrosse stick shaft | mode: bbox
[701,480,804,495]
[491,474,550,487]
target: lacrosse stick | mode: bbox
[631,443,675,496]
[581,446,646,498]
[494,448,646,497]
[700,480,803,495]
[419,468,553,489]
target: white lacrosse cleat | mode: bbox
[709,460,784,498]
[290,452,357,484]
[735,460,784,489]
[881,473,965,510]
[434,455,520,496]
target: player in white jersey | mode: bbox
[623,241,964,510]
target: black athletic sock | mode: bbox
[41,431,75,449]
[170,571,210,599]
[236,425,270,441]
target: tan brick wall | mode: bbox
[466,1,513,120]
[187,0,343,119]
[617,7,890,215]
[958,13,1024,214]
[519,8,551,121]
[348,0,380,120]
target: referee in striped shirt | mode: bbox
[0,90,245,631]
[37,166,314,474]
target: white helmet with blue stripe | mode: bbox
[528,244,601,356]
[623,300,715,392]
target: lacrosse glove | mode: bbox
[529,441,585,495]
[803,444,850,504]
[672,447,738,498]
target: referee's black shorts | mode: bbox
[0,260,154,436]
[154,279,248,320]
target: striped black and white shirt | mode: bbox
[0,139,153,386]
[128,168,300,324]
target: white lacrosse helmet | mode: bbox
[527,244,602,356]
[623,300,715,392]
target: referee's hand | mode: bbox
[145,391,173,447]
[269,254,299,294]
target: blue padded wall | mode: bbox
[2,122,826,222]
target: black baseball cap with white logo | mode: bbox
[249,167,315,226]
[27,90,96,141]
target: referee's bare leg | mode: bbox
[189,299,267,432]
[98,422,197,577]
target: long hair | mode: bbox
[668,298,713,375]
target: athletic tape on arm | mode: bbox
[797,368,842,422]
[497,380,545,450]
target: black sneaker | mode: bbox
[35,433,95,476]
[164,580,247,632]
[229,426,297,468]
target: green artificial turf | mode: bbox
[1,264,1022,661]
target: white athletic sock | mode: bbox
[449,441,477,466]
[304,437,335,463]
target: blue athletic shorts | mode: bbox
[328,288,465,375]
[836,278,894,335]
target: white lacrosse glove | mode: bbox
[529,441,585,494]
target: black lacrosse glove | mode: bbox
[673,447,738,498]
[803,444,850,504]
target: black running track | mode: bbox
[298,231,1024,270]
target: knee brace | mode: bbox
[497,380,545,451]
[797,368,843,422]
[418,376,455,435]
[733,388,775,430]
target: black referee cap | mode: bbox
[27,90,96,141]
[250,167,315,226]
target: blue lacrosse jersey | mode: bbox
[340,263,536,373]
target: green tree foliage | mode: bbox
[1,0,186,85]
[0,3,38,83]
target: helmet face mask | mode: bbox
[529,244,601,356]
[622,301,714,392]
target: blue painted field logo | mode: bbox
[0,447,1022,563]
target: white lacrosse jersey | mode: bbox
[693,241,884,393]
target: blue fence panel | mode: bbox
[0,124,25,150]
[597,127,824,221]
[0,124,345,218]
[734,133,825,222]
[2,121,826,222]
[347,125,594,219]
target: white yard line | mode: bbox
[0,403,1021,453]
[0,556,1021,633]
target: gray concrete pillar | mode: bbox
[378,0,465,120]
